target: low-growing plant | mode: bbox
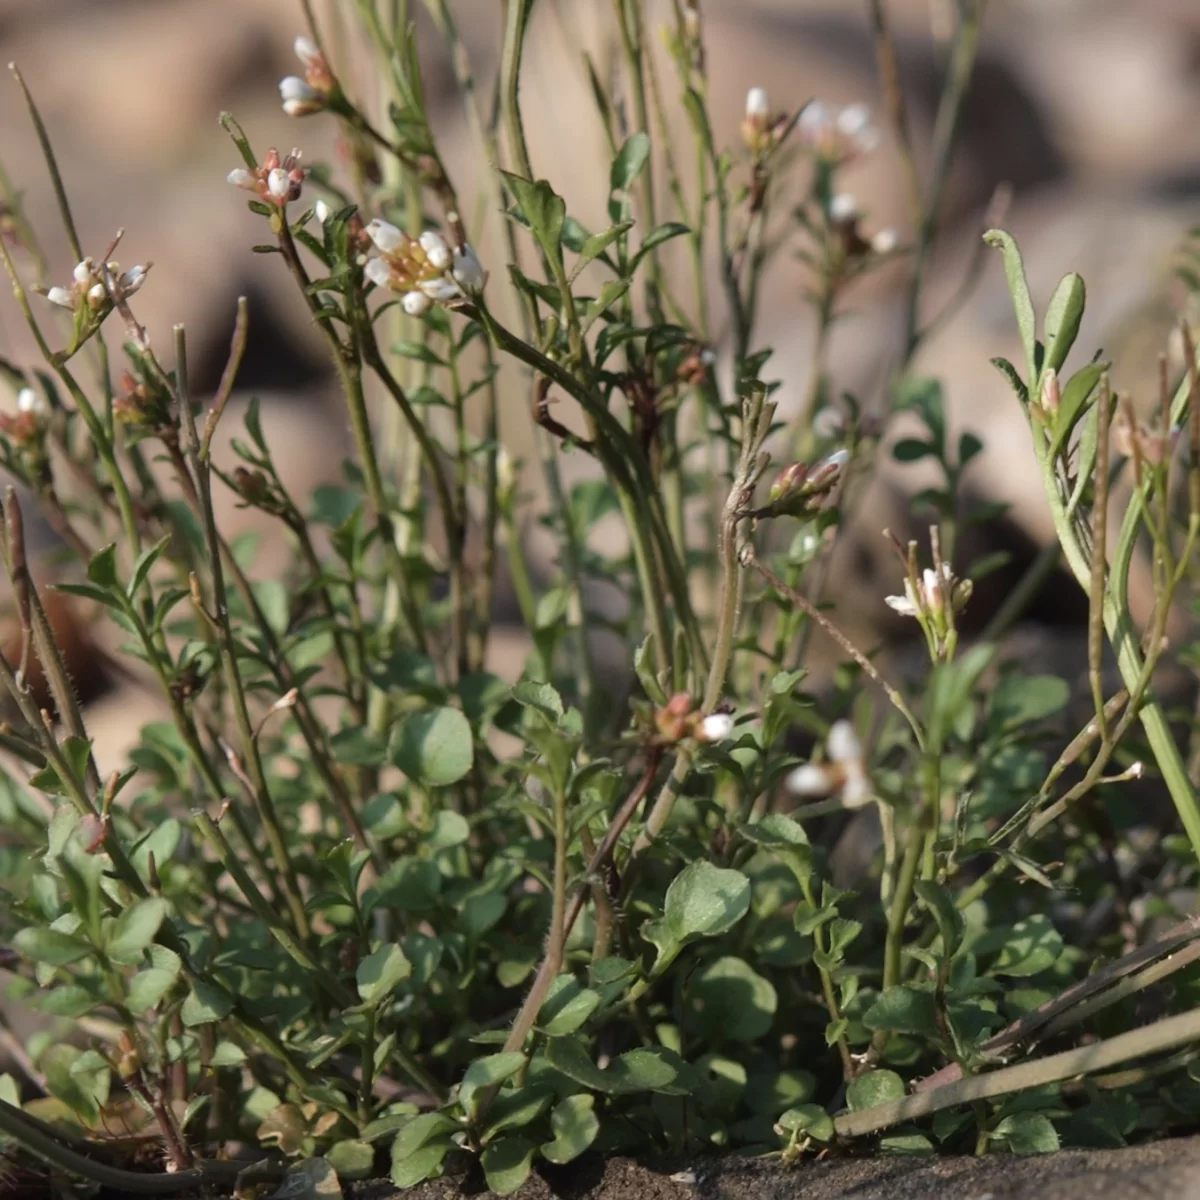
[1,0,1200,1194]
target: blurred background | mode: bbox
[1,0,1199,766]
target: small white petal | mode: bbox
[366,219,404,254]
[842,768,872,808]
[699,713,735,742]
[451,244,486,292]
[871,228,897,254]
[363,257,393,288]
[402,290,432,316]
[121,265,148,295]
[87,282,107,307]
[745,87,770,120]
[267,168,291,200]
[798,100,831,135]
[821,448,850,472]
[884,593,918,618]
[827,720,861,765]
[1129,761,1145,780]
[72,259,93,286]
[830,193,858,222]
[46,286,75,309]
[279,76,318,104]
[314,200,331,224]
[228,167,255,189]
[294,35,321,67]
[419,275,464,302]
[786,763,832,798]
[16,387,40,414]
[419,230,452,271]
[836,103,871,136]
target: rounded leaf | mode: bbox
[391,706,473,787]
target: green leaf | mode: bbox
[181,979,234,1026]
[86,544,119,590]
[327,1139,375,1180]
[356,943,412,1006]
[127,536,171,599]
[990,356,1030,405]
[391,1112,458,1162]
[892,438,936,464]
[846,1069,906,1110]
[1042,272,1085,376]
[664,860,752,941]
[481,1136,535,1196]
[1050,362,1105,459]
[331,727,388,768]
[610,132,651,193]
[582,278,631,332]
[571,222,633,277]
[990,915,1063,978]
[541,1095,599,1164]
[513,680,564,720]
[210,1041,246,1068]
[390,706,473,787]
[501,172,566,268]
[632,221,690,269]
[105,898,167,966]
[459,1051,527,1118]
[684,956,777,1042]
[12,927,92,967]
[389,1139,452,1188]
[544,1038,687,1095]
[987,674,1069,732]
[913,880,964,959]
[862,986,939,1038]
[984,229,1037,383]
[776,1104,834,1143]
[993,1111,1059,1154]
[390,340,446,366]
[537,977,602,1037]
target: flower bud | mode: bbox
[228,167,255,190]
[46,286,74,309]
[452,243,486,293]
[829,193,858,224]
[364,257,393,288]
[419,230,452,271]
[745,87,770,121]
[768,461,809,503]
[279,75,323,117]
[16,388,40,415]
[1040,367,1060,414]
[698,712,735,743]
[314,199,331,224]
[402,290,432,317]
[294,36,321,68]
[871,229,897,255]
[267,168,291,201]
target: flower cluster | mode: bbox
[42,257,148,314]
[797,100,880,163]
[0,386,43,445]
[885,549,972,661]
[363,220,485,316]
[280,36,336,118]
[760,448,849,518]
[827,192,897,257]
[741,87,790,155]
[228,148,305,208]
[653,692,736,745]
[786,720,871,808]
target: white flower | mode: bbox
[314,199,331,224]
[884,581,920,618]
[74,259,95,286]
[827,720,861,764]
[16,387,40,414]
[419,230,452,271]
[364,258,393,288]
[227,167,255,189]
[745,87,770,120]
[797,100,831,137]
[294,35,321,68]
[121,265,148,295]
[786,763,829,797]
[451,243,486,293]
[871,229,897,255]
[267,168,291,201]
[836,103,871,137]
[830,193,858,222]
[87,282,107,308]
[46,286,74,309]
[280,76,321,117]
[698,713,735,743]
[402,290,432,317]
[366,219,404,254]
